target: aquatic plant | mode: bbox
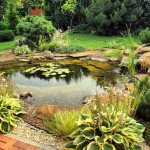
[23,63,72,78]
[0,96,25,133]
[65,102,145,150]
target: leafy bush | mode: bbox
[0,96,25,133]
[139,28,150,44]
[16,16,55,50]
[65,103,145,150]
[0,30,14,42]
[0,21,9,31]
[28,0,44,8]
[13,45,32,55]
[45,109,82,136]
[140,121,150,146]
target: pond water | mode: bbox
[1,59,125,106]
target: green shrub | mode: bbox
[53,46,85,54]
[16,16,55,50]
[45,109,83,136]
[134,77,150,121]
[139,28,150,44]
[65,103,145,150]
[0,21,9,31]
[13,45,32,55]
[0,96,25,133]
[39,42,59,51]
[140,121,150,146]
[0,30,14,42]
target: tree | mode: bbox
[84,0,143,35]
[6,0,19,31]
[0,0,6,21]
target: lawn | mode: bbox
[0,36,20,52]
[70,33,140,50]
[0,34,140,52]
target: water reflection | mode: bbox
[1,60,122,106]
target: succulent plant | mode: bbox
[65,104,145,150]
[0,96,25,133]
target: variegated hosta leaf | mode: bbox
[102,143,116,150]
[82,127,95,140]
[95,136,104,144]
[112,134,123,144]
[1,122,10,133]
[131,123,145,132]
[70,130,81,138]
[73,136,86,145]
[78,123,89,131]
[65,141,76,149]
[87,142,101,150]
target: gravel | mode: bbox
[11,119,64,150]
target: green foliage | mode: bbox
[139,28,150,44]
[0,30,14,42]
[62,0,77,14]
[65,103,145,150]
[0,0,6,21]
[0,21,9,31]
[53,46,85,54]
[44,0,90,29]
[6,0,18,31]
[134,77,150,120]
[28,0,44,8]
[140,121,150,146]
[84,0,143,35]
[45,109,82,136]
[0,96,25,133]
[13,45,32,55]
[16,16,55,50]
[122,30,137,77]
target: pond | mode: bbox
[0,59,125,106]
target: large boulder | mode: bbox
[138,52,150,69]
[35,104,82,120]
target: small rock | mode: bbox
[20,92,33,99]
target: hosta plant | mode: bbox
[65,104,145,150]
[0,96,25,133]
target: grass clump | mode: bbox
[45,108,88,136]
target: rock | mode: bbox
[81,95,94,104]
[35,104,82,120]
[119,56,128,67]
[20,92,32,99]
[138,52,150,69]
[125,83,135,91]
[135,74,150,80]
[137,46,150,54]
[44,51,53,59]
[91,57,108,62]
